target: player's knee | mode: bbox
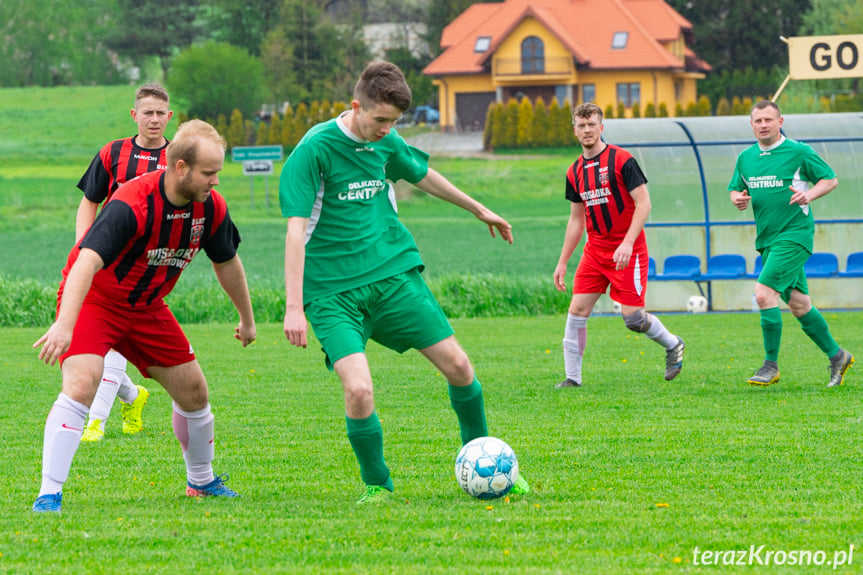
[623,309,652,333]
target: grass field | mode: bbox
[4,313,862,573]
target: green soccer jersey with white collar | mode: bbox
[728,136,835,252]
[279,113,430,304]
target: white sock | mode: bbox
[117,373,139,404]
[563,314,588,382]
[88,350,128,422]
[40,393,89,496]
[644,314,680,349]
[172,402,215,486]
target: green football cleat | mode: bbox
[828,349,854,387]
[357,485,393,505]
[509,474,530,495]
[748,362,780,386]
[81,419,105,442]
[121,385,149,435]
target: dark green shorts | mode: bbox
[305,267,454,369]
[758,242,810,304]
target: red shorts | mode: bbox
[59,295,195,377]
[573,243,649,307]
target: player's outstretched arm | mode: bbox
[212,255,256,347]
[284,217,309,348]
[75,197,100,243]
[414,168,513,244]
[554,203,586,292]
[33,248,104,365]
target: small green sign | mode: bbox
[231,145,283,161]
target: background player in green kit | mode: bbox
[279,61,528,504]
[728,100,854,387]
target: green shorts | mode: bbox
[758,242,810,304]
[305,267,454,369]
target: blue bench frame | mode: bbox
[650,251,863,309]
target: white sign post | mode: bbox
[231,146,283,208]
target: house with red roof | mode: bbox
[423,0,711,130]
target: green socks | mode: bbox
[448,377,488,445]
[797,306,840,358]
[760,307,782,362]
[346,412,393,491]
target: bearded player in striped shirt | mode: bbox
[74,83,173,442]
[32,120,256,513]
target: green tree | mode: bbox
[489,102,505,150]
[697,95,712,116]
[716,98,732,116]
[255,120,269,146]
[0,0,124,86]
[500,99,520,149]
[268,113,282,146]
[516,98,534,148]
[631,101,641,118]
[617,101,626,119]
[226,109,245,149]
[206,0,281,57]
[261,0,370,104]
[532,97,550,148]
[658,102,669,117]
[168,41,265,120]
[106,0,205,79]
[604,103,615,119]
[483,102,496,151]
[644,102,657,118]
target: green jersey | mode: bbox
[728,136,835,252]
[279,114,430,304]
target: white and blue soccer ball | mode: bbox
[455,436,519,500]
[686,294,708,313]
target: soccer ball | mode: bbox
[455,436,519,499]
[612,300,622,314]
[686,294,708,313]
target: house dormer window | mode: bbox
[475,36,491,53]
[521,36,545,73]
[612,32,628,49]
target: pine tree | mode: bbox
[226,109,245,149]
[532,97,550,148]
[517,97,534,148]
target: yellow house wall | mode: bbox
[434,75,495,129]
[492,18,576,82]
[430,21,702,126]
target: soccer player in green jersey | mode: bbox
[279,61,528,504]
[728,100,853,387]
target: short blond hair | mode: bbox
[167,120,226,169]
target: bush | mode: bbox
[658,102,669,117]
[631,101,641,118]
[168,41,266,120]
[644,102,656,117]
[532,97,550,148]
[697,95,712,116]
[517,97,534,147]
[616,101,626,119]
[604,103,615,119]
[716,98,732,116]
[0,276,54,327]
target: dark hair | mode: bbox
[572,102,603,122]
[751,100,781,116]
[353,61,412,112]
[135,83,169,108]
[167,119,225,169]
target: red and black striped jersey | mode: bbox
[77,136,169,205]
[63,171,240,310]
[565,143,648,252]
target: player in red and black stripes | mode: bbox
[552,103,685,388]
[32,120,256,513]
[74,83,173,442]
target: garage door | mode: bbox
[455,92,496,131]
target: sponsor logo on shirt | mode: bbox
[580,187,611,207]
[339,179,384,201]
[746,175,786,189]
[167,212,190,220]
[133,153,167,169]
[146,247,200,269]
